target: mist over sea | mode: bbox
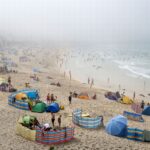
[60,45,150,94]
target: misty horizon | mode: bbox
[0,0,149,47]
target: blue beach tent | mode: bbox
[142,106,150,116]
[106,115,127,137]
[46,102,60,113]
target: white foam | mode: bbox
[119,65,150,79]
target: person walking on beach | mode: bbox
[51,113,55,128]
[69,70,72,80]
[90,78,94,88]
[141,100,145,110]
[58,115,62,128]
[68,92,72,105]
[133,91,136,100]
[88,77,90,84]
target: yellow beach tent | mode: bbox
[120,96,133,104]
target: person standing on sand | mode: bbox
[51,113,55,128]
[47,93,51,104]
[141,100,145,110]
[90,78,94,88]
[58,115,62,128]
[69,70,72,80]
[88,78,90,84]
[133,91,136,100]
[51,94,55,102]
[8,76,11,85]
[68,92,72,105]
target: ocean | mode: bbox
[59,46,150,94]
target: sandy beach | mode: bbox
[0,48,150,150]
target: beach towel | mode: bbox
[144,130,150,142]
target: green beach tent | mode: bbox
[22,115,36,126]
[32,102,46,113]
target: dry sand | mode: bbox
[0,49,150,150]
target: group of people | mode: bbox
[51,113,62,129]
[46,93,57,104]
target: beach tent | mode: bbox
[106,115,127,137]
[105,92,119,101]
[120,96,133,104]
[78,92,89,100]
[15,93,28,100]
[32,102,46,113]
[18,89,39,100]
[142,106,150,116]
[20,115,37,127]
[123,111,144,122]
[46,102,60,113]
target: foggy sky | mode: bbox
[0,0,150,45]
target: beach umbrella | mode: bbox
[106,115,127,137]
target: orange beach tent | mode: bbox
[78,92,89,100]
[15,93,28,100]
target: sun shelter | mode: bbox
[106,115,127,137]
[105,91,120,101]
[16,115,75,145]
[127,127,144,142]
[36,127,75,145]
[32,102,46,113]
[15,93,28,100]
[72,109,102,129]
[78,92,89,100]
[8,89,39,111]
[142,106,150,116]
[16,117,36,141]
[17,89,39,100]
[46,102,60,113]
[123,111,144,122]
[119,96,133,104]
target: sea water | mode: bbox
[59,45,150,95]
